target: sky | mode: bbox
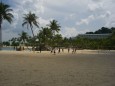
[2,0,115,41]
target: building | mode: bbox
[77,34,111,39]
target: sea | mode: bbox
[1,47,15,51]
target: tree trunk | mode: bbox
[30,26,35,51]
[30,26,35,37]
[53,30,55,45]
[0,22,2,50]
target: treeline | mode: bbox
[3,19,62,51]
[86,27,115,34]
[3,27,115,50]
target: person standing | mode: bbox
[58,48,60,53]
[68,48,70,53]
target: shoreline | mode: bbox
[0,49,115,55]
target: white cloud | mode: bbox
[34,17,52,35]
[65,13,76,21]
[39,17,52,27]
[76,15,95,25]
[2,30,18,41]
[98,11,111,18]
[76,10,111,26]
[88,2,103,11]
[105,16,115,27]
[61,27,78,37]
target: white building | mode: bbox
[78,34,111,39]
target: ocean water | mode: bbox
[2,47,15,51]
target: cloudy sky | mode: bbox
[2,0,115,41]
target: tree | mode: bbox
[2,41,10,46]
[86,32,94,34]
[94,27,111,34]
[48,20,60,36]
[19,31,28,46]
[0,2,13,50]
[22,12,39,37]
[109,31,115,47]
[54,34,63,47]
[62,37,70,47]
[41,27,52,46]
[111,27,115,32]
[10,37,19,49]
[36,27,52,51]
[22,11,39,50]
[48,20,60,47]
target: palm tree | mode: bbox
[48,20,61,36]
[19,31,28,46]
[54,34,63,47]
[47,20,61,53]
[41,27,52,45]
[0,2,14,50]
[48,20,60,45]
[22,11,39,37]
[22,11,39,51]
[10,37,19,49]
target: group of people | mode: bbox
[50,47,77,54]
[15,46,78,54]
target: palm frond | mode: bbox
[4,15,13,23]
[22,11,39,37]
[5,9,13,12]
[0,2,13,24]
[33,21,39,28]
[22,21,27,27]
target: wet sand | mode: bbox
[0,50,115,86]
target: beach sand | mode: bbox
[0,50,115,86]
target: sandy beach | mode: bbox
[0,50,115,86]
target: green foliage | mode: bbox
[0,2,13,50]
[22,12,39,51]
[0,2,14,24]
[2,41,10,46]
[37,27,52,46]
[54,34,63,47]
[22,11,39,37]
[19,31,28,44]
[86,27,114,34]
[109,31,115,46]
[10,37,19,46]
[47,20,61,47]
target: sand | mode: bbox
[0,50,115,86]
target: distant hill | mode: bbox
[86,27,115,34]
